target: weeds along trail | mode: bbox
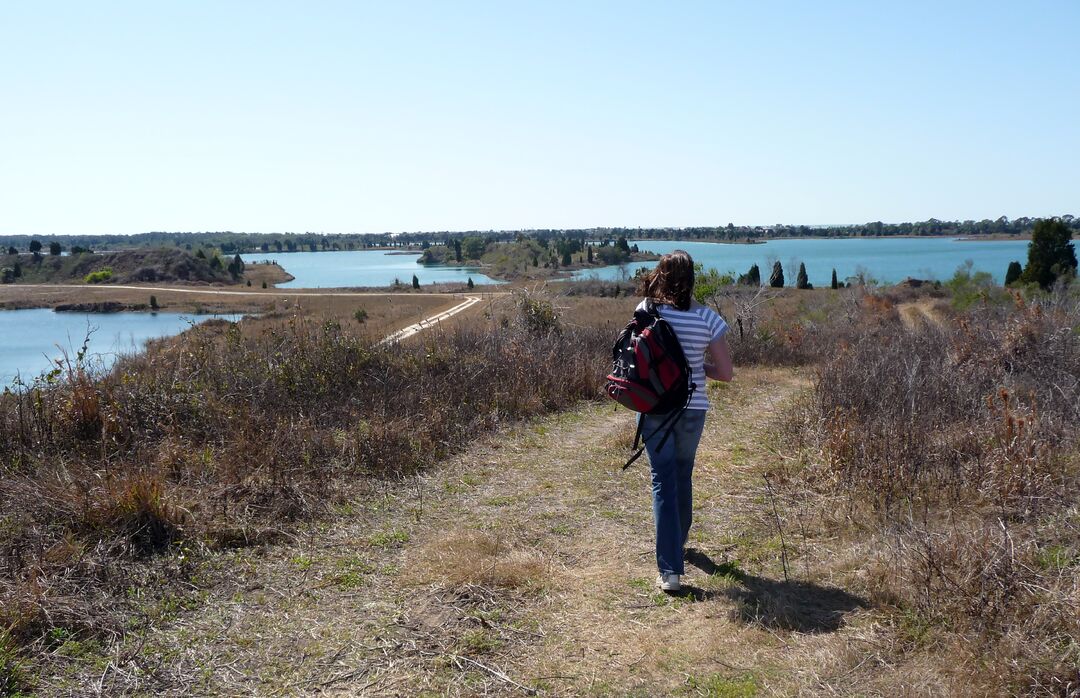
[51,365,883,697]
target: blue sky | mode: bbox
[1,1,1077,235]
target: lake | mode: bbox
[240,249,503,288]
[572,237,1030,286]
[0,309,227,386]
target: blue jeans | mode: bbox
[641,409,707,576]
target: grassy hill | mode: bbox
[0,248,234,285]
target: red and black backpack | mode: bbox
[605,300,695,468]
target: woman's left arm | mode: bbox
[704,335,734,382]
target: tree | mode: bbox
[561,249,572,266]
[412,274,420,289]
[796,263,811,289]
[262,281,267,289]
[195,248,206,259]
[587,246,594,264]
[1004,261,1023,286]
[227,253,245,279]
[454,239,462,262]
[12,261,21,278]
[462,237,486,259]
[209,255,223,270]
[149,295,159,310]
[28,240,41,253]
[1020,218,1076,289]
[831,268,839,290]
[46,241,60,255]
[467,277,474,289]
[738,263,761,286]
[769,261,785,288]
[6,246,15,256]
[0,268,13,284]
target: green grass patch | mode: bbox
[682,671,758,697]
[368,529,409,549]
[1034,544,1075,571]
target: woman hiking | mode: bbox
[636,250,733,592]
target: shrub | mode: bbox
[945,260,1001,309]
[83,268,113,284]
[785,294,1080,689]
[514,289,561,335]
[0,316,609,658]
[353,308,368,323]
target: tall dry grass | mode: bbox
[0,310,609,676]
[785,288,1080,694]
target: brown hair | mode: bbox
[637,250,695,310]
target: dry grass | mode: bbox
[416,530,549,589]
[0,297,608,693]
[782,288,1080,694]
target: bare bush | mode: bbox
[0,317,609,660]
[786,290,1080,692]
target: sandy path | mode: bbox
[378,295,483,344]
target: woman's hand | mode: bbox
[704,336,734,382]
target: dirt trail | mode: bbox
[66,367,901,696]
[379,296,483,344]
[897,299,946,330]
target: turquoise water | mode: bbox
[0,310,225,385]
[572,238,1030,286]
[240,249,502,288]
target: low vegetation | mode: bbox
[779,286,1080,693]
[0,248,233,285]
[0,306,607,691]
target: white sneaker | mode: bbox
[657,573,681,592]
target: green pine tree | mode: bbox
[831,268,838,289]
[1004,261,1023,286]
[769,261,784,288]
[796,263,811,289]
[1020,219,1076,289]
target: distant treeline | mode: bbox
[1,215,1076,254]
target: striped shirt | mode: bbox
[636,299,729,411]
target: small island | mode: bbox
[413,235,659,281]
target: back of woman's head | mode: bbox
[637,250,694,310]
